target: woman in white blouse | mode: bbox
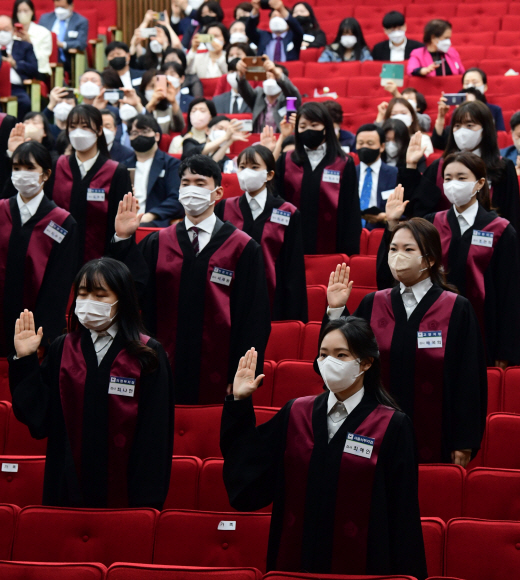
[186,22,229,79]
[13,0,52,77]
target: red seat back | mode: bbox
[299,322,321,361]
[252,360,274,407]
[463,467,520,520]
[265,574,417,580]
[5,404,47,455]
[135,227,160,244]
[421,517,446,578]
[486,367,503,414]
[0,358,9,401]
[358,228,369,255]
[0,562,107,580]
[0,504,19,560]
[366,228,385,256]
[347,287,374,313]
[159,134,173,152]
[418,464,464,522]
[306,285,327,322]
[482,413,520,469]
[200,77,220,98]
[264,321,304,362]
[349,255,377,287]
[0,61,11,98]
[272,361,324,407]
[221,173,243,199]
[0,455,45,507]
[502,366,520,413]
[107,564,262,580]
[304,254,349,286]
[163,456,202,510]
[0,401,9,453]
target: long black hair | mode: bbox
[332,17,368,61]
[316,316,400,410]
[12,0,36,23]
[291,2,322,33]
[142,24,172,70]
[382,118,410,167]
[443,151,491,212]
[66,104,109,158]
[237,145,276,193]
[292,101,345,165]
[68,258,158,374]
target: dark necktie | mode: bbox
[273,36,282,62]
[1,47,7,58]
[232,94,239,114]
[190,226,200,254]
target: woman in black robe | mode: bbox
[221,320,427,579]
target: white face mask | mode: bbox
[238,168,267,193]
[269,16,287,33]
[453,127,482,152]
[465,83,485,94]
[391,113,412,127]
[230,32,248,44]
[80,81,100,100]
[190,110,212,130]
[17,11,33,24]
[206,38,223,52]
[227,72,238,91]
[0,31,13,46]
[317,356,363,394]
[149,39,163,54]
[209,129,226,142]
[263,78,282,96]
[69,128,98,152]
[145,89,155,102]
[405,98,417,110]
[340,34,357,48]
[189,0,204,9]
[443,180,478,207]
[179,185,216,216]
[12,170,43,198]
[54,6,70,20]
[119,103,139,122]
[388,29,406,44]
[385,140,398,158]
[53,102,73,122]
[167,75,180,88]
[436,38,451,53]
[103,127,115,146]
[388,251,428,284]
[75,298,118,331]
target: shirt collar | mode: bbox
[185,212,216,235]
[16,190,45,217]
[76,151,100,173]
[90,322,118,343]
[389,37,407,50]
[304,142,327,156]
[454,200,479,226]
[271,31,288,40]
[245,188,267,211]
[360,156,382,176]
[327,386,365,416]
[136,156,154,168]
[399,276,433,302]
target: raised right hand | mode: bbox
[14,310,43,358]
[385,184,409,224]
[48,86,69,110]
[236,58,247,77]
[327,263,353,309]
[115,193,143,239]
[437,93,450,119]
[8,123,26,152]
[406,131,427,168]
[233,348,265,400]
[260,125,276,151]
[280,112,296,137]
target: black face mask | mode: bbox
[199,15,216,26]
[238,16,249,23]
[357,147,381,165]
[295,15,312,27]
[109,56,127,71]
[298,127,326,150]
[131,135,156,153]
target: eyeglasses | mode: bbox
[129,131,154,138]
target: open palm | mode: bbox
[327,263,353,309]
[385,184,409,222]
[233,348,265,400]
[115,193,143,239]
[14,310,43,358]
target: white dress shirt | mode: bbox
[119,70,133,90]
[326,386,365,440]
[305,142,327,171]
[76,151,99,179]
[229,91,244,114]
[134,156,153,211]
[359,157,382,208]
[51,14,71,49]
[389,38,407,62]
[90,323,118,365]
[17,191,44,225]
[454,200,479,236]
[245,188,267,220]
[186,212,216,253]
[399,276,433,319]
[27,22,52,75]
[5,41,22,85]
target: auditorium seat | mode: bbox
[229,133,260,157]
[272,360,324,407]
[0,455,45,507]
[283,61,304,77]
[0,503,19,560]
[502,367,520,413]
[346,77,387,98]
[406,3,457,17]
[0,401,9,454]
[366,228,385,256]
[456,2,507,16]
[11,506,158,565]
[486,367,503,414]
[299,322,321,361]
[444,518,520,579]
[201,78,220,98]
[221,173,243,198]
[421,517,446,579]
[291,77,350,99]
[298,48,322,63]
[252,360,275,407]
[304,254,349,286]
[265,321,304,362]
[153,510,271,572]
[358,228,369,255]
[479,59,520,76]
[307,285,328,322]
[349,256,377,287]
[418,464,464,522]
[107,564,263,580]
[348,287,374,312]
[4,404,47,456]
[463,467,520,521]
[163,456,202,510]
[482,413,520,469]
[136,227,160,244]
[264,574,417,580]
[304,62,361,79]
[0,561,107,580]
[0,358,9,402]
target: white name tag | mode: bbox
[277,106,287,118]
[68,30,79,38]
[1,463,18,472]
[381,189,394,201]
[472,229,493,248]
[218,520,236,530]
[210,267,233,286]
[132,77,142,86]
[344,433,374,459]
[43,220,67,243]
[286,41,294,52]
[159,169,165,178]
[181,87,190,95]
[323,169,340,184]
[417,331,443,349]
[157,116,170,123]
[87,188,106,202]
[303,34,315,43]
[271,208,291,226]
[341,145,350,153]
[108,376,136,397]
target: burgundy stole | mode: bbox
[371,288,457,462]
[433,211,508,335]
[276,396,395,573]
[283,154,347,254]
[53,155,118,263]
[156,224,250,402]
[223,196,297,308]
[59,331,150,508]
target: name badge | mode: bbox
[131,77,142,86]
[381,189,394,201]
[218,520,236,530]
[1,463,18,472]
[417,331,443,349]
[286,41,294,52]
[341,145,350,153]
[271,208,291,226]
[87,188,106,202]
[323,169,340,184]
[157,115,170,123]
[472,230,493,248]
[43,220,67,243]
[108,376,136,397]
[68,30,79,38]
[303,34,315,43]
[210,267,233,286]
[181,87,190,95]
[159,169,166,178]
[344,433,374,459]
[277,106,287,118]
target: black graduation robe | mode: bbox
[109,218,271,404]
[221,391,427,579]
[276,151,361,255]
[8,328,174,509]
[0,113,17,192]
[0,195,78,356]
[215,193,308,322]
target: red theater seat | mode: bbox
[486,367,503,414]
[283,61,304,77]
[463,467,520,520]
[0,562,107,580]
[418,464,464,522]
[11,506,158,565]
[272,360,324,407]
[221,173,243,199]
[153,510,271,572]
[346,77,388,98]
[304,62,361,79]
[265,574,417,580]
[201,77,220,98]
[349,255,377,287]
[456,2,507,16]
[502,366,520,413]
[0,401,9,453]
[265,321,304,362]
[4,404,47,455]
[479,59,520,76]
[421,517,446,578]
[348,287,374,312]
[307,285,327,322]
[107,564,263,580]
[0,455,45,507]
[0,358,9,402]
[299,322,321,361]
[163,456,202,510]
[0,504,19,560]
[291,76,349,98]
[366,228,384,256]
[406,3,457,17]
[482,413,520,469]
[358,228,369,255]
[135,227,160,244]
[252,360,274,407]
[304,254,349,286]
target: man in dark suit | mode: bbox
[39,0,88,74]
[246,0,303,62]
[501,111,520,167]
[105,41,143,90]
[371,11,423,62]
[355,124,398,230]
[0,16,38,119]
[127,114,183,228]
[101,109,133,167]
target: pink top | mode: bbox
[407,46,465,77]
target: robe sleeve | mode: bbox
[337,156,361,255]
[376,225,395,290]
[275,153,287,199]
[492,159,520,244]
[214,199,225,220]
[398,165,441,217]
[105,165,133,252]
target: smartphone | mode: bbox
[240,119,253,132]
[286,96,297,121]
[260,0,271,8]
[141,27,157,38]
[105,89,124,103]
[152,11,165,21]
[155,74,167,93]
[243,55,267,81]
[128,168,135,187]
[444,93,466,106]
[196,33,214,43]
[433,60,443,65]
[61,88,75,99]
[14,22,23,31]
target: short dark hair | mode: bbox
[275,63,289,77]
[382,11,405,29]
[321,100,343,125]
[204,21,230,46]
[401,87,427,114]
[105,41,129,57]
[129,114,162,137]
[55,131,70,156]
[12,140,53,172]
[237,144,276,193]
[161,60,184,77]
[443,151,491,211]
[163,47,187,69]
[197,0,224,22]
[463,67,487,85]
[179,154,222,187]
[356,123,385,145]
[12,0,36,24]
[226,42,254,58]
[185,97,216,134]
[423,19,451,44]
[208,115,230,128]
[99,108,117,124]
[81,68,102,82]
[67,104,109,158]
[462,87,487,104]
[510,111,520,131]
[233,2,252,18]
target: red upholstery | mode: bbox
[0,401,9,454]
[349,255,377,287]
[348,287,374,312]
[346,77,387,98]
[355,4,404,18]
[135,227,160,244]
[153,510,271,572]
[502,367,520,413]
[406,3,457,17]
[366,228,384,256]
[304,254,349,286]
[0,358,9,402]
[304,62,361,79]
[163,456,202,510]
[12,506,158,565]
[0,455,45,507]
[421,517,446,579]
[4,404,47,455]
[482,413,520,469]
[222,173,243,199]
[299,322,321,361]
[0,562,107,580]
[299,48,322,62]
[291,77,350,98]
[444,518,520,580]
[200,77,220,98]
[272,360,324,407]
[358,228,369,255]
[0,504,19,560]
[265,321,304,362]
[0,61,11,98]
[283,61,304,77]
[495,31,520,46]
[159,134,173,152]
[418,464,464,522]
[456,2,507,15]
[463,467,520,520]
[307,285,327,322]
[265,574,417,580]
[229,133,260,157]
[486,367,503,414]
[252,359,275,407]
[107,564,263,580]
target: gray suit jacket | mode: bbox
[212,91,251,115]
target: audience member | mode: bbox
[131,23,172,70]
[319,17,372,62]
[169,96,216,153]
[12,0,52,77]
[500,111,520,168]
[462,68,506,131]
[43,85,76,135]
[100,108,133,166]
[164,47,203,97]
[213,58,252,114]
[371,11,423,61]
[106,41,143,90]
[162,60,194,112]
[139,69,185,134]
[291,2,326,49]
[186,22,229,78]
[181,1,225,50]
[322,100,355,152]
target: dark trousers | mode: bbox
[12,84,31,120]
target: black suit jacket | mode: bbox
[109,141,134,166]
[371,38,424,61]
[10,40,38,80]
[212,91,252,115]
